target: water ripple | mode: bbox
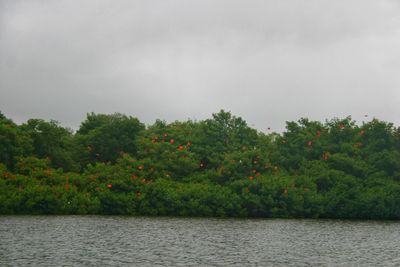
[1,216,399,266]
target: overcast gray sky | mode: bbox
[1,0,400,132]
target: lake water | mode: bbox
[0,216,399,266]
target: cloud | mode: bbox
[1,0,399,131]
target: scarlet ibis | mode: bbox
[170,139,174,144]
[248,176,254,181]
[138,165,143,170]
[65,184,70,190]
[107,184,112,189]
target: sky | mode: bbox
[1,0,400,132]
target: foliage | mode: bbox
[75,113,145,167]
[1,110,400,219]
[0,112,32,170]
[21,119,79,171]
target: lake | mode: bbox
[0,216,399,266]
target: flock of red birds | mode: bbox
[68,116,370,195]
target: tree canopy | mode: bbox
[1,110,400,219]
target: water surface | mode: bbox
[1,216,399,266]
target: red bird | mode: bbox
[170,139,175,144]
[107,184,112,189]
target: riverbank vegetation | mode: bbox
[1,110,400,219]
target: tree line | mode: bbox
[1,110,400,219]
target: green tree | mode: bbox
[75,113,145,166]
[191,110,258,169]
[21,119,78,171]
[0,112,32,170]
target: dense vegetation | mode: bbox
[1,110,400,219]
